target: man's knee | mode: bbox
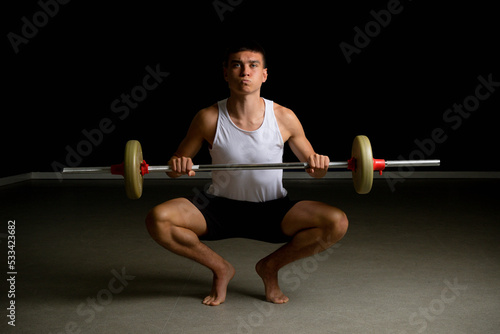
[145,205,175,238]
[322,209,348,244]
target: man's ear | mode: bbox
[262,68,268,83]
[223,67,229,82]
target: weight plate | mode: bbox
[124,140,143,199]
[351,135,373,194]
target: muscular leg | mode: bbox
[145,198,235,306]
[256,201,348,303]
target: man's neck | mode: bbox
[227,93,265,131]
[227,93,264,117]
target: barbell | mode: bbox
[62,135,440,199]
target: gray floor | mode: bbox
[1,177,499,333]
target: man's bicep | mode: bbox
[173,107,216,158]
[173,133,203,158]
[173,114,205,158]
[288,132,315,162]
[286,115,315,162]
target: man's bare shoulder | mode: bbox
[273,102,293,116]
[273,102,303,141]
[197,103,218,120]
[189,103,218,144]
[193,104,218,128]
[273,102,301,127]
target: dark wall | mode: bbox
[4,1,499,177]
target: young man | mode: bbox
[146,42,348,306]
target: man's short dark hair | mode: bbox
[223,40,267,68]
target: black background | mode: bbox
[3,1,499,177]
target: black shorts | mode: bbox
[186,191,300,244]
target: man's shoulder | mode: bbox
[196,103,219,124]
[190,103,219,140]
[199,103,219,116]
[273,102,298,124]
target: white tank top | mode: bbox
[206,98,288,202]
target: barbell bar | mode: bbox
[62,135,441,199]
[63,160,439,174]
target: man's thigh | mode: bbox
[152,198,208,237]
[280,200,345,237]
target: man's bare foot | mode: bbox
[202,261,235,306]
[255,259,289,304]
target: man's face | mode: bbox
[224,51,268,95]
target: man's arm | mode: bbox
[168,105,218,178]
[275,104,330,178]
